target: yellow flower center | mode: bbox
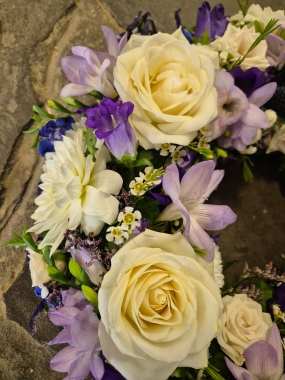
[123,213,135,224]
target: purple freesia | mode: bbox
[226,323,285,380]
[60,26,127,98]
[266,34,285,69]
[156,161,237,261]
[71,247,105,286]
[85,98,137,160]
[222,82,277,151]
[230,67,266,97]
[195,2,228,42]
[48,289,104,380]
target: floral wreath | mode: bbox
[5,2,285,380]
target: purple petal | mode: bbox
[71,248,103,286]
[61,56,88,84]
[191,204,237,230]
[225,357,252,380]
[162,164,181,202]
[118,32,127,55]
[70,305,100,351]
[48,306,81,326]
[66,350,92,380]
[195,2,210,38]
[50,345,81,373]
[90,351,105,380]
[244,340,278,379]
[209,4,228,41]
[266,323,284,380]
[266,34,285,66]
[60,83,95,97]
[241,104,269,129]
[248,82,277,107]
[48,326,73,346]
[188,217,215,261]
[105,120,137,159]
[230,67,265,97]
[203,169,224,199]
[180,160,215,205]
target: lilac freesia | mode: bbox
[222,82,277,151]
[71,247,106,286]
[226,323,285,380]
[156,161,237,261]
[230,67,266,97]
[195,2,228,42]
[266,34,285,69]
[85,98,137,160]
[48,288,104,380]
[60,26,127,98]
[209,71,249,140]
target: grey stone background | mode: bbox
[0,0,285,378]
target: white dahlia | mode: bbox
[29,122,123,254]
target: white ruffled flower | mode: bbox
[28,124,123,254]
[118,207,142,232]
[106,226,129,245]
[170,146,187,165]
[213,243,224,288]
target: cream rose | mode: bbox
[217,294,272,365]
[210,24,270,71]
[114,29,218,149]
[98,230,223,380]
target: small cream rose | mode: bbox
[217,294,272,365]
[114,29,218,149]
[210,24,270,71]
[98,230,223,380]
[27,248,66,287]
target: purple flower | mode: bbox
[71,247,105,286]
[226,323,285,380]
[156,161,237,261]
[195,2,228,42]
[60,26,127,98]
[38,116,74,157]
[85,98,137,160]
[230,67,266,97]
[175,9,193,43]
[268,283,285,314]
[48,289,104,380]
[266,34,285,69]
[222,82,277,151]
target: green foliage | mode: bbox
[84,127,98,160]
[69,258,93,287]
[191,30,210,45]
[4,226,40,252]
[213,147,228,158]
[135,197,160,226]
[32,105,55,119]
[89,90,104,100]
[47,266,69,284]
[236,0,249,17]
[47,100,73,115]
[239,155,254,182]
[189,143,214,160]
[42,246,54,266]
[208,339,231,379]
[254,20,263,33]
[192,246,207,258]
[223,260,239,271]
[172,368,195,379]
[61,96,88,108]
[257,280,273,311]
[81,285,99,312]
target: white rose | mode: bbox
[98,230,223,380]
[267,124,285,154]
[27,248,66,287]
[210,24,270,71]
[114,29,218,149]
[217,294,272,365]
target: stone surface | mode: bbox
[1,0,285,379]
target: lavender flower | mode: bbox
[126,11,157,38]
[60,26,127,98]
[85,98,137,160]
[268,283,285,314]
[156,161,237,261]
[226,323,285,380]
[38,116,74,156]
[230,67,266,97]
[266,34,285,69]
[195,2,228,42]
[48,288,104,380]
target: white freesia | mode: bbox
[230,4,285,31]
[114,28,218,149]
[267,124,285,154]
[217,294,272,365]
[28,123,123,254]
[210,24,270,71]
[27,248,66,287]
[98,230,223,380]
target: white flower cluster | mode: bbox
[129,166,162,196]
[272,304,285,323]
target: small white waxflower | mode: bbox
[200,125,212,138]
[170,146,187,165]
[129,177,145,196]
[198,136,211,150]
[118,207,142,232]
[265,109,277,127]
[213,242,224,288]
[139,167,161,186]
[106,226,129,245]
[155,143,175,156]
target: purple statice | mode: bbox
[230,67,267,97]
[60,26,127,98]
[48,288,104,380]
[221,82,277,151]
[85,98,137,160]
[126,11,157,38]
[156,161,237,261]
[226,323,285,380]
[195,2,228,42]
[38,116,74,156]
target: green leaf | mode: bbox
[192,246,207,258]
[81,285,98,310]
[213,147,228,158]
[135,197,160,225]
[42,246,55,266]
[32,105,55,119]
[257,280,273,311]
[60,96,88,109]
[237,0,249,17]
[47,100,73,114]
[223,260,238,271]
[23,126,40,135]
[89,90,103,100]
[137,150,154,161]
[205,363,226,380]
[31,133,39,149]
[47,266,69,284]
[21,228,40,252]
[69,259,93,286]
[192,29,210,45]
[254,20,263,33]
[52,252,66,262]
[31,114,42,122]
[132,158,153,168]
[3,240,26,247]
[84,127,97,157]
[280,29,285,41]
[242,156,254,182]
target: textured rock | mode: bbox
[1,0,285,379]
